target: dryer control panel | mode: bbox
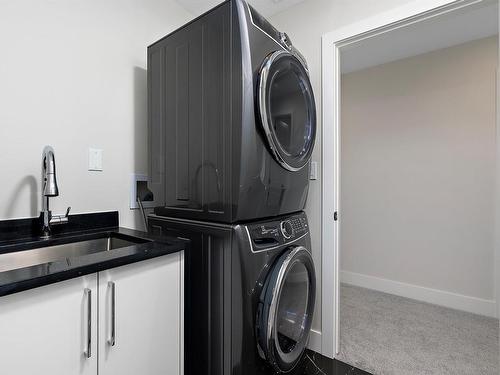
[245,213,309,252]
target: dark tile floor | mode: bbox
[293,350,372,375]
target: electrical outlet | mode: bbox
[310,161,318,180]
[88,148,103,171]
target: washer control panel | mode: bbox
[246,213,309,251]
[288,216,308,235]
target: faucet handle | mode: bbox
[49,207,71,226]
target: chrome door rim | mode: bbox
[258,50,316,172]
[257,246,316,372]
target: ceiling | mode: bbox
[175,0,307,18]
[341,0,499,74]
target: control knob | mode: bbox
[280,220,294,239]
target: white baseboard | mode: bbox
[307,329,322,354]
[340,270,497,318]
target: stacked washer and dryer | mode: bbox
[147,1,317,374]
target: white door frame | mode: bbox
[320,0,491,358]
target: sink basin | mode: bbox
[0,233,151,273]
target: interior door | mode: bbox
[257,51,317,172]
[98,253,184,375]
[0,274,98,375]
[256,246,316,373]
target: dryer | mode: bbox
[148,0,317,223]
[148,211,316,374]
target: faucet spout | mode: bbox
[40,146,68,238]
[42,146,59,197]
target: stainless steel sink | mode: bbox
[0,233,150,273]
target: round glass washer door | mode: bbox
[257,50,317,172]
[256,246,316,373]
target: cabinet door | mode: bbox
[99,252,184,375]
[0,275,98,375]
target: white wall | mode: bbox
[341,37,498,315]
[269,0,418,334]
[0,0,191,229]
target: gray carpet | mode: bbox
[337,283,499,375]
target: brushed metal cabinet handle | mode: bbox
[84,288,92,358]
[108,281,116,346]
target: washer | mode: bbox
[245,212,316,373]
[148,0,317,223]
[148,211,316,374]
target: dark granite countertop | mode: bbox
[0,212,188,297]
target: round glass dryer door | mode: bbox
[256,246,316,373]
[257,50,317,172]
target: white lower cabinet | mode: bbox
[99,252,184,375]
[0,251,183,375]
[0,274,98,375]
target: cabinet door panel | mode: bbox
[99,252,183,375]
[0,275,98,375]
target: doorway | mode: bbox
[322,0,500,373]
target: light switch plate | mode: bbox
[310,161,318,180]
[88,148,103,171]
